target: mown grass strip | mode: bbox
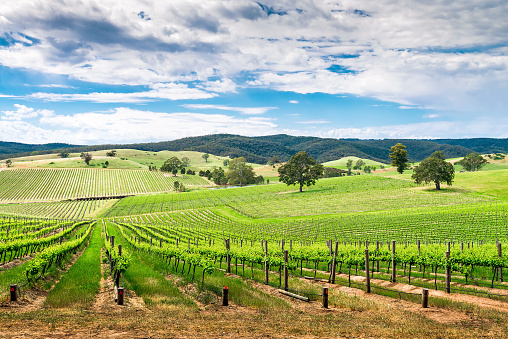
[106,222,197,309]
[44,225,101,308]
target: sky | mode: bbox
[0,0,507,145]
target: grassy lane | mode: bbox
[44,224,101,308]
[110,222,290,311]
[105,221,197,309]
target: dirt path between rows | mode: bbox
[334,272,508,313]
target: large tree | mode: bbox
[82,152,92,165]
[458,153,487,172]
[389,143,409,174]
[412,156,455,190]
[278,151,324,192]
[161,157,182,176]
[227,157,255,186]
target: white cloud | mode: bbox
[399,106,424,110]
[33,107,278,144]
[423,114,440,119]
[1,104,54,120]
[28,83,216,103]
[295,120,330,124]
[0,0,507,125]
[289,100,299,104]
[182,104,277,115]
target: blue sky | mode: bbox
[1,0,507,145]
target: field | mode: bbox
[1,153,508,338]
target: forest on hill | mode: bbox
[2,135,507,164]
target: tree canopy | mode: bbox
[389,143,409,174]
[212,167,228,185]
[353,159,365,170]
[458,153,487,172]
[161,157,182,176]
[81,152,92,165]
[412,155,454,190]
[227,157,256,186]
[278,151,324,192]
[181,157,191,167]
[346,159,353,175]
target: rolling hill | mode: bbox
[2,134,507,164]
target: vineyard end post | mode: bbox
[222,286,229,306]
[422,288,429,308]
[322,287,328,308]
[117,287,124,305]
[10,284,17,302]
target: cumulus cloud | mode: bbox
[0,0,506,111]
[33,107,278,144]
[1,104,54,120]
[28,83,216,103]
[0,0,507,140]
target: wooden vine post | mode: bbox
[284,250,289,291]
[331,241,338,284]
[117,287,124,305]
[226,239,231,274]
[365,249,371,293]
[10,284,17,302]
[264,241,269,285]
[422,288,429,308]
[498,243,503,282]
[445,250,451,293]
[222,286,229,306]
[322,287,328,309]
[376,241,380,272]
[391,241,396,283]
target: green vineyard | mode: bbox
[0,168,210,202]
[2,166,508,338]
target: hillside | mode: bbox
[2,135,507,164]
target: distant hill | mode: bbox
[2,135,507,164]
[0,141,79,158]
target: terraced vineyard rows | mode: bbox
[0,199,112,219]
[0,168,210,202]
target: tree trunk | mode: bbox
[299,182,303,192]
[435,181,441,190]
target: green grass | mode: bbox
[453,169,508,200]
[106,222,197,309]
[44,225,102,308]
[8,149,236,171]
[323,156,388,169]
